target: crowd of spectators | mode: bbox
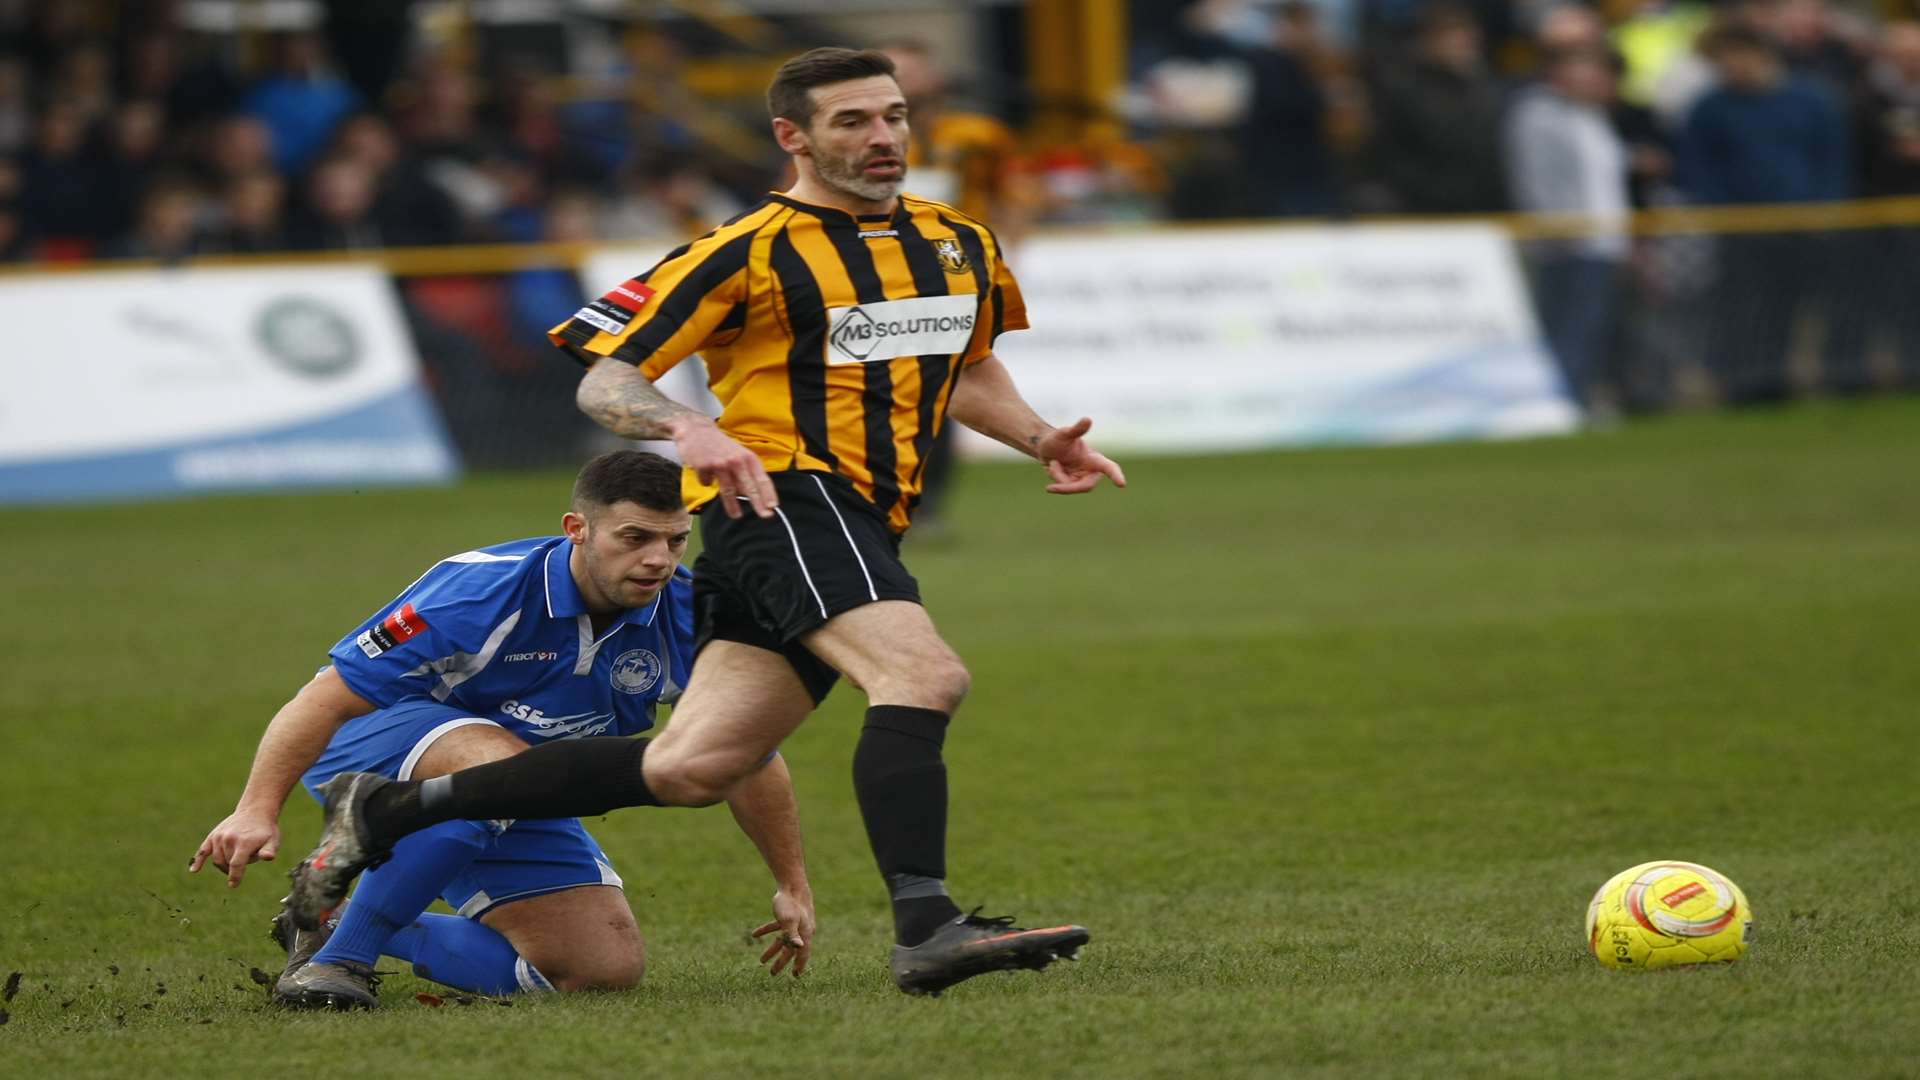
[1127,0,1919,220]
[4,0,1920,409]
[1128,0,1920,403]
[6,0,1919,262]
[0,4,757,264]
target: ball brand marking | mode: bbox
[1661,882,1707,907]
[1626,863,1738,938]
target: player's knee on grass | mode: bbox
[486,888,647,992]
[521,930,646,992]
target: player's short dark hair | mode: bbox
[571,450,684,515]
[767,46,897,129]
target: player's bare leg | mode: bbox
[641,640,816,805]
[411,724,529,775]
[482,886,645,992]
[801,601,1090,995]
[801,601,969,711]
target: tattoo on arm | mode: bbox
[577,362,702,440]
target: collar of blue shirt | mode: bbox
[540,540,662,629]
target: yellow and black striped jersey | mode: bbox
[549,191,1028,534]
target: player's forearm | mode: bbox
[724,754,811,896]
[576,358,712,441]
[233,669,369,817]
[946,353,1053,459]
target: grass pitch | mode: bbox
[2,399,1917,1077]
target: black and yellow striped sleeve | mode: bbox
[548,208,770,374]
[986,232,1029,349]
[950,219,1027,365]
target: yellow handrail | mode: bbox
[0,239,604,278]
[9,196,1920,280]
[1021,196,1920,242]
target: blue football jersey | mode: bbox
[327,537,693,742]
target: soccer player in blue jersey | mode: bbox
[190,451,813,1009]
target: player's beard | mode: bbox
[813,145,905,203]
[582,551,664,610]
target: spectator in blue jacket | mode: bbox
[1681,25,1852,402]
[244,32,359,174]
[1681,25,1850,205]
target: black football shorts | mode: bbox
[692,469,921,703]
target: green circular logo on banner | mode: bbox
[256,297,361,378]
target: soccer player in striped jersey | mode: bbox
[288,46,1125,996]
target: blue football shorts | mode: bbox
[302,698,624,918]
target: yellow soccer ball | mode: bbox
[1585,860,1754,970]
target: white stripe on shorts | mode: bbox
[770,504,829,619]
[812,474,878,602]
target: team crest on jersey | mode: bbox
[611,649,662,695]
[933,237,971,275]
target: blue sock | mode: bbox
[386,912,554,995]
[309,819,492,968]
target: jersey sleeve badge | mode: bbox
[569,278,657,336]
[357,602,430,658]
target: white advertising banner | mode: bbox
[980,222,1578,455]
[582,223,1573,459]
[0,264,458,503]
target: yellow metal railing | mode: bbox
[0,239,598,278]
[10,197,1920,280]
[1026,196,1920,243]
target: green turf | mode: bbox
[2,399,1917,1077]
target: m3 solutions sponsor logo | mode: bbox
[825,295,978,364]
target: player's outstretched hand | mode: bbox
[1037,417,1127,495]
[677,419,779,520]
[189,810,280,888]
[752,887,816,978]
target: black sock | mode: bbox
[362,736,657,849]
[893,893,964,947]
[853,706,963,946]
